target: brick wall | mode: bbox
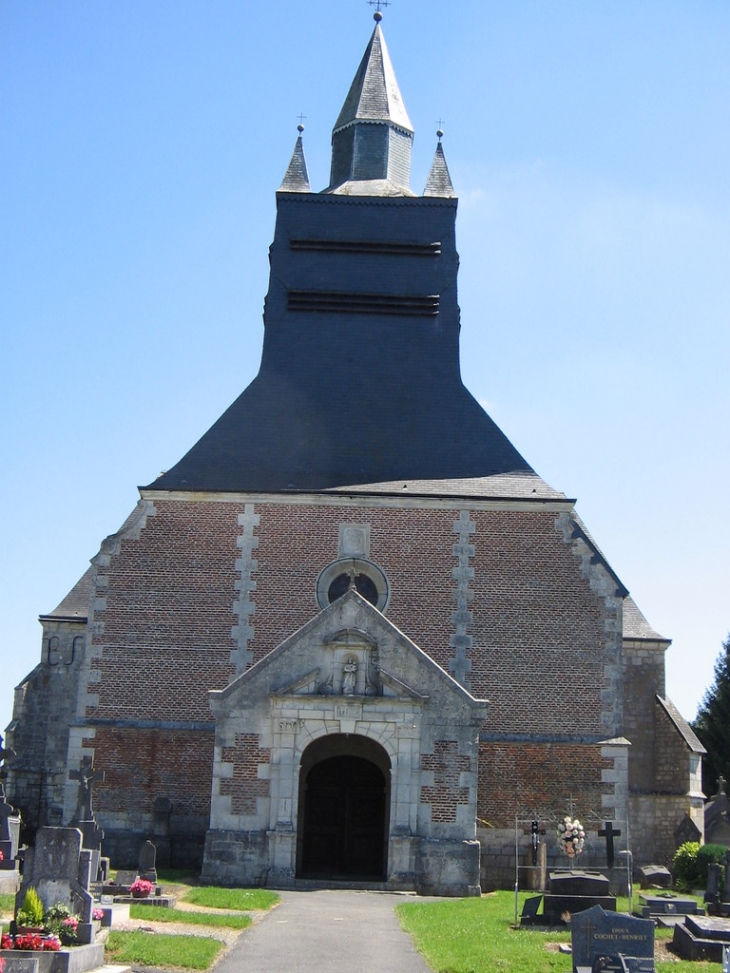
[477,741,607,829]
[66,492,625,869]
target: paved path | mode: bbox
[213,890,433,973]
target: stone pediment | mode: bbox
[211,588,486,719]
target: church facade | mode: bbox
[6,16,704,894]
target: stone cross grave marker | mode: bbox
[70,756,105,880]
[571,905,654,973]
[70,757,105,827]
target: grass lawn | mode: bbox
[396,891,718,973]
[0,894,15,914]
[182,887,280,911]
[129,904,252,929]
[106,930,224,970]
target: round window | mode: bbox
[316,558,389,613]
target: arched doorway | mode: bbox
[297,735,390,880]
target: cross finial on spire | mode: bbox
[297,113,307,133]
[368,0,390,22]
[436,119,444,141]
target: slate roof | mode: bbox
[279,134,311,193]
[424,142,456,198]
[657,696,706,754]
[144,22,545,497]
[623,596,670,642]
[333,23,413,135]
[40,566,92,622]
[323,473,567,501]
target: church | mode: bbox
[6,13,704,895]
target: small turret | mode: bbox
[279,124,311,193]
[424,130,456,198]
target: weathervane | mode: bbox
[368,0,391,20]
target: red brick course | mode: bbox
[92,725,214,820]
[421,740,471,823]
[477,741,609,828]
[219,733,271,815]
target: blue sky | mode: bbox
[2,0,728,737]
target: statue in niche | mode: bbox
[342,657,358,696]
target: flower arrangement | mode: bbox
[92,908,104,921]
[129,878,155,897]
[1,932,60,951]
[557,816,585,858]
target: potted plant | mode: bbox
[129,879,155,899]
[15,888,45,933]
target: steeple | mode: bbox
[279,125,311,193]
[327,14,415,196]
[424,131,456,198]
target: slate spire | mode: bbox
[327,14,415,195]
[279,125,311,193]
[423,132,456,198]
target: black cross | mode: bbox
[297,113,307,128]
[598,821,622,869]
[524,820,546,867]
[368,0,391,13]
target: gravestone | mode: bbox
[543,871,615,923]
[721,852,730,913]
[138,840,157,883]
[706,861,722,906]
[152,797,172,869]
[636,892,701,922]
[16,827,95,944]
[638,865,672,890]
[519,895,543,925]
[673,914,730,962]
[571,905,655,973]
[113,869,137,892]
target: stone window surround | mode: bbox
[315,557,390,613]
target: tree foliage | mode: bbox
[692,634,730,796]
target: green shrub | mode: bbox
[673,841,729,892]
[697,844,728,890]
[16,887,45,926]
